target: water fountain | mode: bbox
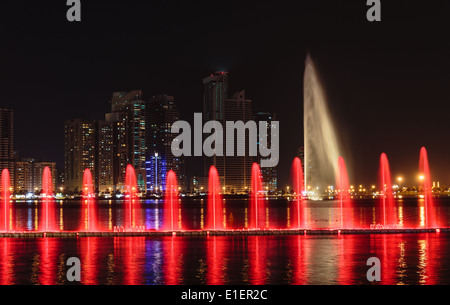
[39,166,57,232]
[206,166,224,230]
[80,168,98,232]
[304,55,342,196]
[123,164,142,231]
[378,153,396,226]
[249,163,266,230]
[163,170,181,231]
[291,157,305,229]
[419,147,436,228]
[1,169,11,232]
[336,157,352,229]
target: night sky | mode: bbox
[0,0,449,188]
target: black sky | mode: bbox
[0,0,449,188]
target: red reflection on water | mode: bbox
[418,234,439,285]
[80,169,99,232]
[163,171,181,231]
[249,163,266,230]
[206,166,224,230]
[378,153,397,226]
[79,237,99,284]
[38,238,58,285]
[39,167,57,232]
[290,235,309,285]
[0,169,12,232]
[114,237,146,285]
[291,158,305,229]
[248,236,267,284]
[369,234,401,284]
[163,236,182,285]
[337,235,356,285]
[0,239,13,284]
[206,236,225,285]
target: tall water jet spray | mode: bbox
[80,168,98,232]
[163,170,181,231]
[124,164,142,230]
[290,157,305,229]
[206,166,224,230]
[419,147,436,228]
[336,157,352,228]
[378,153,396,226]
[40,166,57,232]
[304,55,342,196]
[0,169,11,232]
[249,163,266,229]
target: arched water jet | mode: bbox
[124,164,142,230]
[336,157,352,229]
[378,153,396,226]
[304,55,342,197]
[419,147,436,228]
[291,157,305,229]
[0,169,11,232]
[80,168,98,232]
[206,166,224,230]
[249,163,266,230]
[39,167,57,232]
[163,170,181,231]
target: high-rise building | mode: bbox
[145,94,185,192]
[64,119,113,193]
[203,72,229,122]
[0,108,14,187]
[13,160,29,194]
[203,72,229,189]
[106,91,146,192]
[14,158,57,194]
[95,121,114,194]
[255,112,278,192]
[222,90,254,193]
[64,119,96,193]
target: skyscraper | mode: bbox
[203,72,229,122]
[0,108,14,187]
[94,120,114,194]
[203,72,228,188]
[64,119,113,193]
[14,158,57,194]
[106,91,146,192]
[145,94,185,192]
[64,119,96,193]
[255,112,278,192]
[222,90,253,193]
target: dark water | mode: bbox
[2,198,450,284]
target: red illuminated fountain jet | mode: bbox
[39,166,57,232]
[206,166,224,230]
[419,147,437,228]
[291,157,305,229]
[249,163,266,230]
[336,157,352,229]
[378,153,396,227]
[163,170,181,231]
[0,169,11,232]
[79,168,98,232]
[124,164,142,230]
